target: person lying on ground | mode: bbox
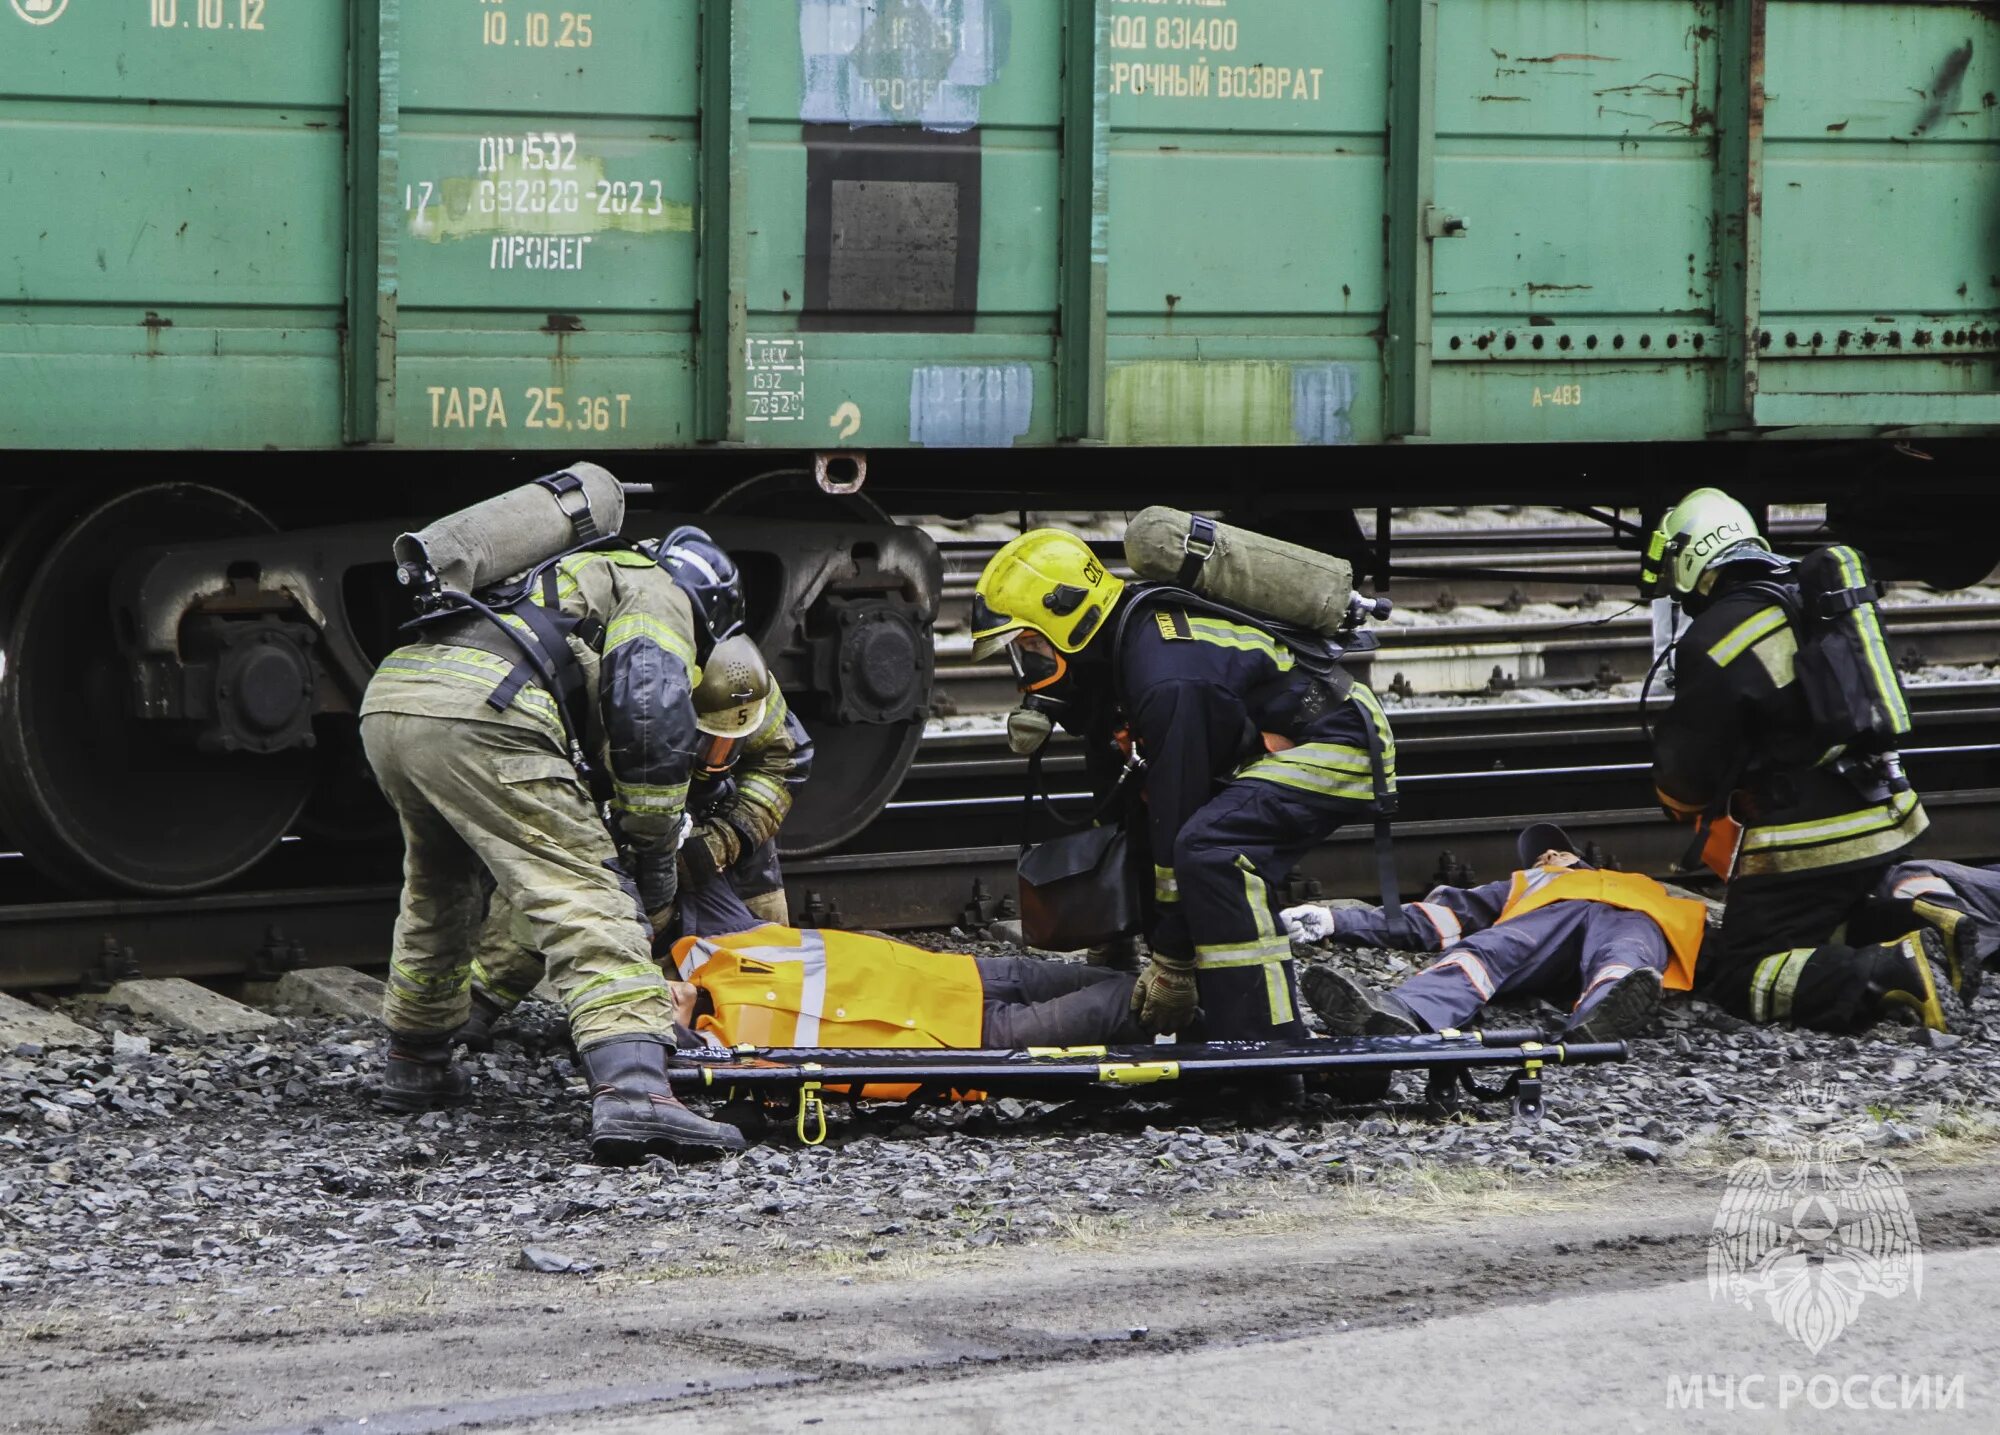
[1277,823,1703,1042]
[663,923,1148,1051]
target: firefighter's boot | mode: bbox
[1910,899,1992,1005]
[378,1032,472,1113]
[580,1036,747,1165]
[1864,930,1969,1034]
[452,990,510,1053]
[1301,966,1422,1037]
[1565,966,1663,1043]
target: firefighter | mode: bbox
[648,527,812,927]
[667,924,1144,1053]
[667,633,813,929]
[460,632,814,1035]
[1644,488,1967,1032]
[361,489,744,1162]
[1279,823,1698,1041]
[971,529,1397,1043]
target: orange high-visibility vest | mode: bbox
[1497,867,1704,992]
[671,926,985,1051]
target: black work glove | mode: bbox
[637,847,679,935]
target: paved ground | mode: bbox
[7,1161,1997,1435]
[580,1253,2000,1435]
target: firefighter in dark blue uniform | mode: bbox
[972,530,1396,1041]
[1644,488,1970,1032]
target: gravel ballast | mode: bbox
[3,937,1996,1307]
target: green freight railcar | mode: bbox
[1,0,1997,894]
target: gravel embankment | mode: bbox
[4,936,1995,1306]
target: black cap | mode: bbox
[1517,822,1580,870]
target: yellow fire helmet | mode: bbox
[1640,487,1774,599]
[970,529,1126,659]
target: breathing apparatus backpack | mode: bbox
[392,463,635,791]
[1096,508,1402,918]
[1740,544,1913,766]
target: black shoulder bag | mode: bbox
[1016,745,1146,952]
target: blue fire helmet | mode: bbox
[653,526,747,650]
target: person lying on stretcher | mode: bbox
[1278,823,1704,1043]
[664,922,1149,1052]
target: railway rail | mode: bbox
[5,518,1995,995]
[6,681,1997,993]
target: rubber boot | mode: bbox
[377,1032,472,1113]
[1300,966,1423,1037]
[452,991,510,1053]
[1564,967,1663,1044]
[1864,929,1969,1034]
[581,1036,747,1165]
[1910,900,1992,1005]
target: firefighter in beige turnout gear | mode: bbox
[461,634,814,1031]
[362,470,744,1162]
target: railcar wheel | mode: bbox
[776,719,928,858]
[705,471,929,858]
[703,467,893,525]
[0,485,314,894]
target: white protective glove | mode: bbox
[1280,902,1338,944]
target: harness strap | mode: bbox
[535,471,602,544]
[1360,703,1402,919]
[1173,514,1219,589]
[486,664,535,714]
[399,538,658,808]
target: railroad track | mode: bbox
[933,593,2000,714]
[6,681,1997,992]
[933,515,1842,622]
[5,518,1995,993]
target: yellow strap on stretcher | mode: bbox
[1097,1061,1180,1086]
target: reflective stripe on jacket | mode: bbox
[673,926,985,1050]
[1498,867,1706,992]
[1735,787,1928,880]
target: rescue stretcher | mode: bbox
[668,1029,1626,1145]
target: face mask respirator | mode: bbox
[1002,636,1071,755]
[1005,697,1062,755]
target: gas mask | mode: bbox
[1006,699,1060,755]
[1003,633,1070,755]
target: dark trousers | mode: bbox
[1701,866,1890,1031]
[1396,902,1670,1033]
[977,957,1143,1048]
[1852,859,2000,944]
[729,837,785,900]
[1152,779,1350,1043]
